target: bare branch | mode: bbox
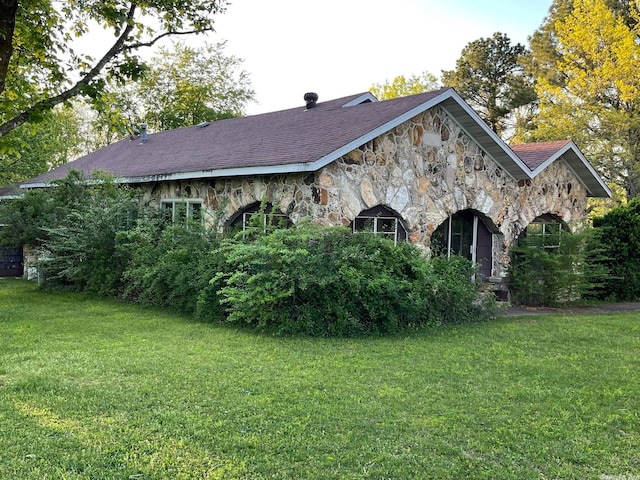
[124,28,213,51]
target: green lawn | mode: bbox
[1,279,639,479]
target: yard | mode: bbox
[1,279,639,479]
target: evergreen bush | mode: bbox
[508,228,609,306]
[589,198,640,301]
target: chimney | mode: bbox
[140,123,148,144]
[304,92,318,109]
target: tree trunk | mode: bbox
[0,0,18,95]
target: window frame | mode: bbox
[227,202,291,234]
[525,220,564,250]
[351,206,407,246]
[160,198,204,224]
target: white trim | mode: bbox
[342,92,378,107]
[528,141,611,198]
[160,198,203,223]
[471,216,479,264]
[440,90,533,181]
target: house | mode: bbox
[20,88,611,295]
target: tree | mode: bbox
[0,0,227,139]
[136,41,254,131]
[370,72,440,100]
[441,32,536,138]
[0,105,83,185]
[530,0,640,198]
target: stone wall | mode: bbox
[142,105,589,280]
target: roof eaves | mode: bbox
[84,163,320,185]
[19,182,48,189]
[440,90,532,181]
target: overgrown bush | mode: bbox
[210,225,492,336]
[589,198,640,301]
[508,228,609,306]
[39,175,140,296]
[0,170,91,248]
[3,172,493,335]
[118,217,222,314]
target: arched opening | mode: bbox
[431,210,496,280]
[519,214,569,249]
[227,202,291,233]
[350,205,407,245]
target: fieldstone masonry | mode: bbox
[145,106,588,282]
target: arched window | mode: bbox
[227,202,291,233]
[521,214,568,250]
[350,205,407,245]
[431,210,495,280]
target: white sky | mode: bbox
[203,0,553,115]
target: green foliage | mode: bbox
[590,197,640,300]
[528,0,640,197]
[1,0,228,139]
[39,175,140,296]
[0,189,55,247]
[441,32,536,138]
[137,41,255,131]
[0,105,83,185]
[118,218,222,314]
[508,228,609,306]
[0,169,90,247]
[214,225,492,336]
[369,71,440,100]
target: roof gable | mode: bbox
[511,140,611,197]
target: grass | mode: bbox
[0,279,639,479]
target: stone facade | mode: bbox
[142,106,588,282]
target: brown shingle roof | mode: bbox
[510,140,571,170]
[25,90,450,184]
[20,89,610,197]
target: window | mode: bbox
[523,216,565,249]
[351,206,407,245]
[161,199,203,223]
[228,202,291,233]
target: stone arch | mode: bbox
[349,205,408,245]
[431,209,501,280]
[226,201,292,233]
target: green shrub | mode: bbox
[507,228,608,306]
[39,175,140,296]
[118,218,222,314]
[430,255,491,323]
[590,198,640,301]
[213,225,491,336]
[0,169,91,248]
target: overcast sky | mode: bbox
[205,0,553,115]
